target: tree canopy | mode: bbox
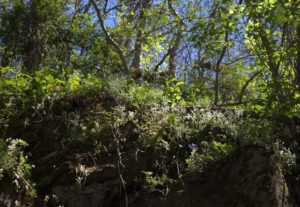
[0,0,299,111]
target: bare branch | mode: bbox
[214,28,229,106]
[167,0,186,77]
[238,71,261,103]
[90,0,129,74]
[153,50,171,72]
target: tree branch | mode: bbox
[90,0,129,74]
[238,70,261,103]
[153,49,171,72]
[167,0,186,77]
[214,28,229,106]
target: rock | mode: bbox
[53,180,120,207]
[0,177,35,207]
[131,146,293,207]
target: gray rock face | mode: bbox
[53,180,120,207]
[130,146,292,207]
[0,145,292,207]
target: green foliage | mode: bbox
[263,79,300,117]
[0,66,103,116]
[237,115,274,145]
[0,138,33,191]
[112,103,244,150]
[103,75,166,106]
[185,141,234,172]
[164,78,185,105]
[272,141,296,173]
[127,84,165,106]
[0,0,299,202]
[0,0,67,70]
[33,67,66,97]
[141,171,174,187]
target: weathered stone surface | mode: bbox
[53,180,120,207]
[130,146,292,207]
[0,178,35,207]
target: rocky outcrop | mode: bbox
[130,146,292,207]
[46,146,293,207]
[1,96,297,207]
[52,180,120,207]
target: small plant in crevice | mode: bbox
[141,171,174,188]
[185,141,234,172]
[0,138,35,198]
[75,164,89,189]
[272,141,296,174]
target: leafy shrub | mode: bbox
[127,84,165,106]
[0,66,103,119]
[141,171,174,187]
[111,103,244,150]
[104,75,166,106]
[272,141,296,173]
[238,116,273,144]
[0,138,33,192]
[184,108,244,139]
[33,67,66,97]
[185,141,234,172]
[163,78,185,105]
